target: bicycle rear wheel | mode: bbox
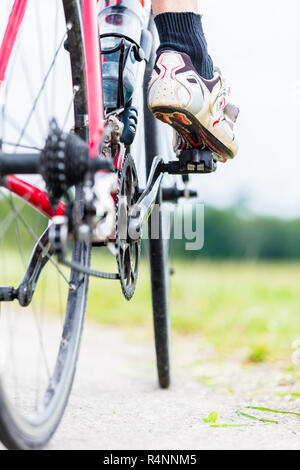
[0,0,90,449]
[143,33,171,389]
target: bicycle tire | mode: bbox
[143,22,171,389]
[0,0,90,449]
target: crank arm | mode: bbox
[128,156,164,238]
[128,148,214,238]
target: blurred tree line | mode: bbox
[2,197,300,260]
[169,206,300,260]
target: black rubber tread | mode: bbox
[144,20,171,389]
[151,105,234,160]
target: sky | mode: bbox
[190,0,300,217]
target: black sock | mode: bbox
[154,12,214,80]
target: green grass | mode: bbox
[87,256,300,362]
[3,243,300,363]
[2,198,300,364]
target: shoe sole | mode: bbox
[151,106,234,160]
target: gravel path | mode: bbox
[1,321,300,450]
[48,323,300,450]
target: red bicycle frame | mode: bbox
[0,0,104,218]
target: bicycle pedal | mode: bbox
[180,148,217,173]
[164,149,217,175]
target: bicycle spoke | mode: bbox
[0,140,41,151]
[61,90,77,132]
[34,269,49,408]
[0,180,43,238]
[1,113,41,148]
[2,309,20,408]
[0,190,70,286]
[51,0,60,118]
[0,198,26,239]
[15,29,69,149]
[31,304,51,383]
[35,2,49,126]
[0,0,90,447]
[0,30,21,146]
[14,215,26,269]
[56,269,64,324]
[19,50,46,139]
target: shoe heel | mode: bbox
[151,106,203,149]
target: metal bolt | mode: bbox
[78,224,90,241]
[61,339,68,348]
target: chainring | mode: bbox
[115,154,141,300]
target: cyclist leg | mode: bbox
[149,0,239,161]
[152,0,198,13]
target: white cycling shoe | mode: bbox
[148,50,239,162]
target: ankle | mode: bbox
[154,12,214,80]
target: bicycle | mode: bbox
[0,0,216,450]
